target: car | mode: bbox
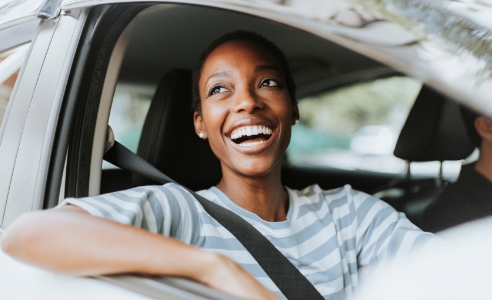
[1,0,491,299]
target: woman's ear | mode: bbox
[194,111,208,139]
[475,116,492,143]
[292,103,300,125]
[475,116,492,142]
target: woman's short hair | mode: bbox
[191,30,297,113]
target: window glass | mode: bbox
[287,76,461,177]
[104,85,152,169]
[0,43,30,126]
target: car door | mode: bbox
[0,0,42,226]
[0,3,146,300]
[0,4,87,227]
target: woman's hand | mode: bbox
[196,253,280,300]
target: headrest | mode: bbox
[393,85,476,162]
[133,69,222,190]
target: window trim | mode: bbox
[52,4,149,202]
[88,21,133,196]
[0,19,40,53]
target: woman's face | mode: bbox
[194,40,298,178]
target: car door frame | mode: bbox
[0,9,88,227]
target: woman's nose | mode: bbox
[232,87,264,113]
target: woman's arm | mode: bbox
[0,205,278,300]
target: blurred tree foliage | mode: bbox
[299,76,421,134]
[109,90,152,153]
[288,76,421,154]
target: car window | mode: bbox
[0,43,30,127]
[287,76,463,178]
[103,85,152,169]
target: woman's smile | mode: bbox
[226,118,275,153]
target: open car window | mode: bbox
[109,87,151,153]
[103,85,152,170]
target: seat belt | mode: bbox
[103,140,324,300]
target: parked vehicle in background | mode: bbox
[1,0,491,298]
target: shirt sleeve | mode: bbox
[344,186,438,269]
[58,183,202,245]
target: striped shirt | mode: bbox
[61,183,435,299]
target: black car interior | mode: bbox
[373,86,476,226]
[117,4,393,99]
[97,3,477,228]
[102,69,221,193]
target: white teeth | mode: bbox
[246,127,252,136]
[238,140,265,147]
[230,125,272,140]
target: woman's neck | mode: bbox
[216,164,288,222]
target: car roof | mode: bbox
[59,0,492,117]
[116,4,394,100]
[3,0,491,116]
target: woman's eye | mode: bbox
[209,86,228,96]
[260,79,279,87]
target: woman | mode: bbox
[1,31,435,300]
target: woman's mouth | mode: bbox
[229,125,273,147]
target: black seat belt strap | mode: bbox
[104,141,324,299]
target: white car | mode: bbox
[1,0,491,299]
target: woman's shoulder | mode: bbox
[287,184,381,207]
[287,183,352,198]
[132,182,207,201]
[132,182,188,193]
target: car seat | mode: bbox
[373,85,476,226]
[133,69,222,191]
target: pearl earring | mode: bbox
[199,132,205,139]
[295,119,299,124]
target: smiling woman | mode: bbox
[192,33,298,221]
[1,31,438,300]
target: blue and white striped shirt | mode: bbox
[62,183,435,299]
